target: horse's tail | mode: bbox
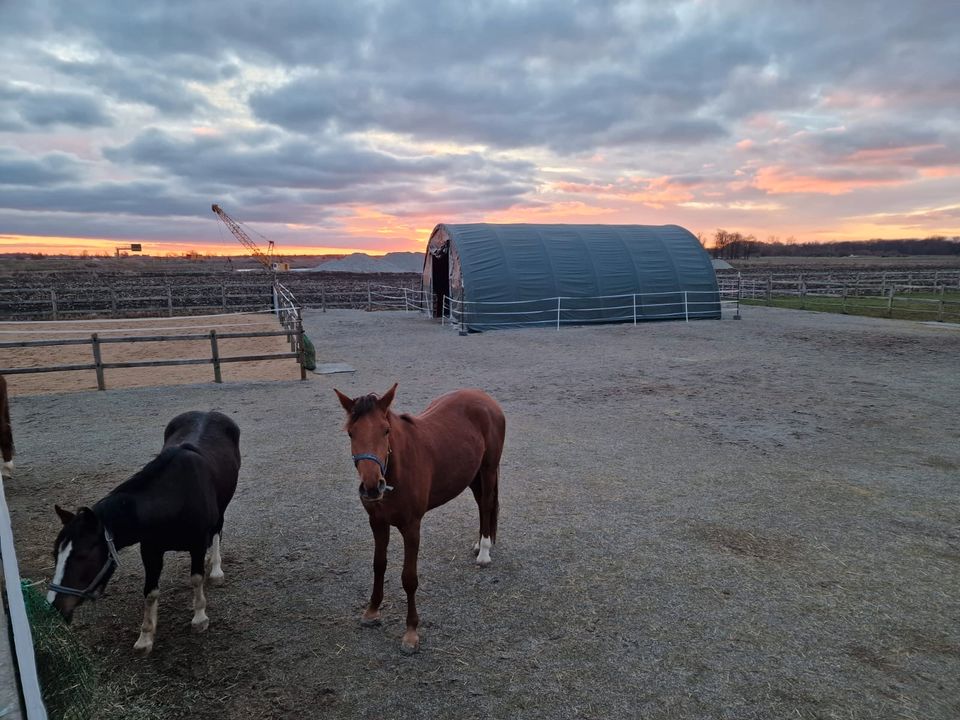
[491,480,499,544]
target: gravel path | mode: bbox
[6,306,959,719]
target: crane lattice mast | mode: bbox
[211,204,277,272]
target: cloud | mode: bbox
[0,148,84,186]
[2,0,960,249]
[0,82,112,131]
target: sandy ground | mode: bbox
[4,306,959,719]
[0,314,300,395]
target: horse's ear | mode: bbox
[334,389,355,413]
[377,383,398,411]
[54,504,75,526]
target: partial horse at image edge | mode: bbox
[47,410,241,654]
[0,374,13,477]
[335,383,506,653]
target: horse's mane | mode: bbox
[108,444,198,495]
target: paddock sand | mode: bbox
[0,314,303,395]
[5,307,960,719]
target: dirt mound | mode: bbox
[305,252,423,273]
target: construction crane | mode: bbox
[211,204,289,272]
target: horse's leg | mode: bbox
[134,545,163,654]
[190,545,209,633]
[362,519,389,626]
[470,477,483,555]
[0,398,13,475]
[476,465,499,567]
[399,520,421,653]
[207,516,225,586]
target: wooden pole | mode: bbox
[50,289,58,320]
[209,330,222,383]
[167,287,174,317]
[296,310,306,381]
[91,333,105,390]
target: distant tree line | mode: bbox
[701,230,960,259]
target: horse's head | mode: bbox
[335,383,397,503]
[47,505,118,622]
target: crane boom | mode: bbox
[212,203,280,271]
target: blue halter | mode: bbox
[352,450,394,492]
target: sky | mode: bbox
[1,0,959,257]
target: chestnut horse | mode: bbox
[334,384,505,653]
[0,375,13,477]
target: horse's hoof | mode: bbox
[400,632,420,654]
[360,612,382,627]
[472,541,480,555]
[133,639,154,655]
[191,617,209,634]
[208,571,225,587]
[476,557,492,568]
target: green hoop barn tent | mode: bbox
[422,223,720,331]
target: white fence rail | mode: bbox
[0,469,48,719]
[437,289,737,330]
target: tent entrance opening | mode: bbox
[432,252,449,317]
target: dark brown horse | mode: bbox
[48,411,240,654]
[0,375,13,477]
[334,384,505,653]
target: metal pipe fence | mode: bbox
[433,289,737,331]
[720,274,960,322]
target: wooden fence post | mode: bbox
[938,300,944,322]
[296,311,306,381]
[887,289,894,318]
[110,289,118,316]
[91,333,106,390]
[321,286,326,312]
[367,283,372,311]
[841,286,847,314]
[221,284,227,311]
[766,276,772,305]
[209,330,222,383]
[50,289,58,320]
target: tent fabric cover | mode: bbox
[424,223,719,330]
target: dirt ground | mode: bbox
[0,314,299,395]
[5,306,959,719]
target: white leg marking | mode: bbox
[190,574,209,632]
[476,535,492,567]
[208,534,224,585]
[133,590,160,653]
[47,541,73,604]
[1,460,12,477]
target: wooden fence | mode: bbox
[1,278,308,388]
[0,326,306,390]
[0,277,422,321]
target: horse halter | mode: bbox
[352,448,394,493]
[48,527,121,601]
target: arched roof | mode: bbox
[425,223,719,329]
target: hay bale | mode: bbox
[20,580,96,720]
